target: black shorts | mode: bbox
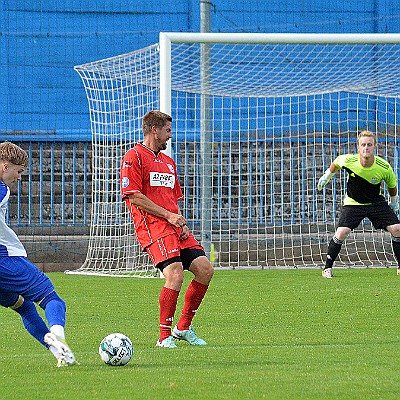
[337,202,399,231]
[156,248,206,272]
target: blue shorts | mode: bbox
[0,256,55,307]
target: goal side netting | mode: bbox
[69,33,400,277]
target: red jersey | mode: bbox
[120,143,183,249]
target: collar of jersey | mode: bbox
[139,142,162,157]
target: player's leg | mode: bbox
[173,243,214,345]
[370,203,400,275]
[38,291,78,367]
[37,290,66,338]
[323,226,351,278]
[0,256,76,366]
[383,225,400,275]
[0,292,49,346]
[146,236,184,348]
[390,235,400,275]
[179,250,213,329]
[157,260,184,347]
[5,293,75,366]
[323,206,362,278]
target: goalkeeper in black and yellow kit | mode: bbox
[317,130,400,278]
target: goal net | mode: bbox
[70,33,400,277]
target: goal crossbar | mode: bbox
[160,32,400,45]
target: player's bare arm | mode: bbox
[127,192,187,228]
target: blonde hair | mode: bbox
[0,142,28,167]
[142,110,172,136]
[357,130,376,146]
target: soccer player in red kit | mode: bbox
[120,110,214,348]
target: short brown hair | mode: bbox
[357,130,376,146]
[0,142,28,167]
[142,110,172,136]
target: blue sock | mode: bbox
[39,291,66,328]
[14,301,49,347]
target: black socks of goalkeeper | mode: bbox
[391,236,400,267]
[325,236,343,269]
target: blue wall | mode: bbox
[1,0,400,140]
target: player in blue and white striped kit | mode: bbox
[0,141,77,367]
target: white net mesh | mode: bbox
[70,36,400,276]
[169,43,400,97]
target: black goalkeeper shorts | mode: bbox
[337,202,399,231]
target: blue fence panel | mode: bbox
[2,138,91,227]
[2,135,399,230]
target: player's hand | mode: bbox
[389,195,400,216]
[317,176,328,191]
[317,168,335,191]
[179,225,190,240]
[167,212,187,229]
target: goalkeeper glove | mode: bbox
[389,195,400,216]
[317,168,335,191]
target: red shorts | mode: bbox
[145,232,204,267]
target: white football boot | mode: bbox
[44,333,78,367]
[322,267,333,279]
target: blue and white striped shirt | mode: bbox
[0,181,27,257]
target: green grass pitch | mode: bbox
[0,269,399,400]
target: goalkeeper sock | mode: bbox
[14,300,49,346]
[159,287,179,341]
[391,236,400,266]
[325,236,343,268]
[177,280,209,331]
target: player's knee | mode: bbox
[335,227,351,241]
[168,264,185,283]
[38,290,66,312]
[162,260,185,287]
[388,224,400,237]
[191,257,214,284]
[204,262,214,283]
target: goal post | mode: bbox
[69,32,400,277]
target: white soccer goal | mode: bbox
[69,32,400,277]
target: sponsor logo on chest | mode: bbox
[150,172,175,188]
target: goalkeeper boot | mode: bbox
[397,268,400,276]
[322,267,333,279]
[156,336,177,348]
[172,325,207,346]
[44,333,78,367]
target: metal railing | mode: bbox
[3,139,92,227]
[4,136,400,230]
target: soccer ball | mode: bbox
[99,333,133,366]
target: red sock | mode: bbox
[159,287,180,341]
[177,280,209,331]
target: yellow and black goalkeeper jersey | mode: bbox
[333,154,397,206]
